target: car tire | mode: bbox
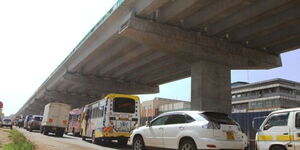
[56,131,64,137]
[270,145,286,150]
[42,127,49,135]
[132,136,145,150]
[179,139,197,150]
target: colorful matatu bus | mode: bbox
[80,93,140,146]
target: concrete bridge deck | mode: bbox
[17,0,300,115]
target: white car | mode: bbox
[1,118,13,129]
[129,111,247,150]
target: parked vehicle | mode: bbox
[17,118,24,128]
[1,118,13,129]
[66,108,82,136]
[28,115,43,132]
[255,108,300,150]
[24,115,33,130]
[130,111,247,150]
[80,93,140,146]
[41,103,71,137]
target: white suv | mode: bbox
[130,111,247,150]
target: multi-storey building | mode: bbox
[232,78,300,112]
[140,97,188,124]
[159,101,191,114]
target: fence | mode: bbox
[230,111,271,150]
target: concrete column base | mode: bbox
[191,61,231,114]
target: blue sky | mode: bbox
[0,0,299,115]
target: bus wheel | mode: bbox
[118,138,128,146]
[42,127,49,135]
[92,131,100,144]
[270,145,286,150]
[56,131,64,137]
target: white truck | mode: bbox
[41,103,71,137]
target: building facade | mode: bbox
[232,78,300,113]
[140,78,300,125]
[140,97,189,124]
[159,101,191,114]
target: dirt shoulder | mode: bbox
[0,128,12,150]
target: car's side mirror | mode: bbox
[145,121,150,127]
[263,124,271,130]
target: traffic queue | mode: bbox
[11,93,254,150]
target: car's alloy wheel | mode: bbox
[179,140,197,150]
[133,136,145,150]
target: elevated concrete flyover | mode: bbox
[17,0,300,116]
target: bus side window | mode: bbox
[99,106,104,117]
[295,112,300,128]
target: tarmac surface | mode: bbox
[16,128,131,150]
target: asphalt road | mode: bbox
[16,128,131,150]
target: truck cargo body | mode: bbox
[41,103,71,137]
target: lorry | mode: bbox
[41,103,71,137]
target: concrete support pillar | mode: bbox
[191,61,231,114]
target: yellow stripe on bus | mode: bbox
[276,135,293,141]
[258,135,295,141]
[95,130,131,138]
[258,135,273,141]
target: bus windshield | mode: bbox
[113,97,135,113]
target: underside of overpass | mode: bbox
[17,0,300,115]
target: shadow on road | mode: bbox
[29,131,74,139]
[85,139,131,150]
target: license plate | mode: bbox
[227,131,234,140]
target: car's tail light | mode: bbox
[237,125,242,131]
[48,118,53,123]
[63,120,68,125]
[202,121,220,129]
[207,144,216,148]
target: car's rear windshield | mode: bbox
[34,117,43,121]
[3,119,11,122]
[113,97,135,113]
[200,112,237,125]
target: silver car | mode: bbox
[1,118,13,129]
[28,115,43,132]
